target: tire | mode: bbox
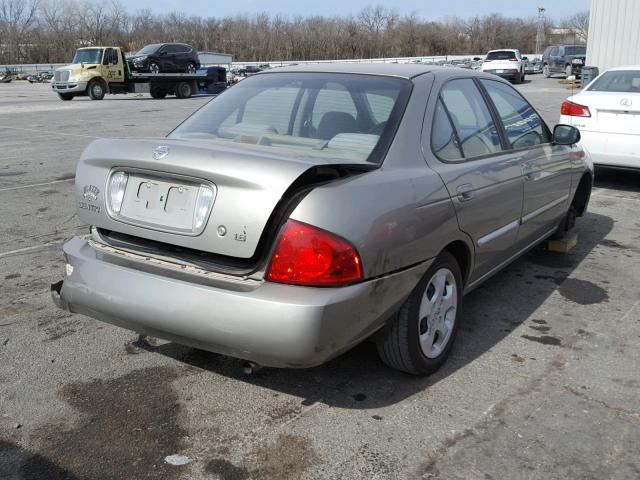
[186,62,197,74]
[376,251,463,376]
[149,62,160,74]
[175,81,192,99]
[513,71,522,84]
[57,93,74,101]
[543,64,551,78]
[565,65,573,78]
[150,85,167,99]
[87,80,105,100]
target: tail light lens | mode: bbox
[266,220,363,286]
[192,185,215,230]
[107,171,129,214]
[561,100,591,117]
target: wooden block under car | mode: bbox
[547,232,578,253]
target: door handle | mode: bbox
[456,183,475,202]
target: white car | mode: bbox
[559,66,640,170]
[480,49,525,84]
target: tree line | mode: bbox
[0,0,587,65]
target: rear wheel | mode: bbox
[175,81,192,99]
[150,85,167,99]
[57,93,74,101]
[543,64,551,78]
[87,80,105,100]
[186,62,197,74]
[376,251,462,375]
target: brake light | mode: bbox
[266,220,363,286]
[561,100,591,117]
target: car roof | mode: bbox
[487,49,519,52]
[604,65,640,72]
[257,63,498,80]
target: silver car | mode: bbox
[52,64,593,375]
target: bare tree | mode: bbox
[561,10,589,43]
[0,0,40,63]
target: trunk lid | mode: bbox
[76,138,349,259]
[579,92,640,135]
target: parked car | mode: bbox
[480,49,526,83]
[51,64,592,376]
[128,43,200,74]
[238,65,262,76]
[560,66,640,170]
[541,44,587,78]
[523,57,537,74]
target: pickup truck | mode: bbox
[51,46,213,101]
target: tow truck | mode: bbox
[51,46,223,101]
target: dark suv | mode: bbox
[129,43,200,74]
[541,44,587,78]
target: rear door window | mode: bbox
[431,99,464,162]
[438,79,503,159]
[481,79,550,149]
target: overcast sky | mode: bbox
[122,0,591,21]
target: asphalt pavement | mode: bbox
[1,74,639,480]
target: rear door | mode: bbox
[480,79,572,246]
[425,78,525,282]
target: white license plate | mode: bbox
[496,70,505,73]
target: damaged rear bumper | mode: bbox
[52,236,430,368]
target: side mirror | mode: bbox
[553,124,581,145]
[159,50,167,56]
[522,56,529,61]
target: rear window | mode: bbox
[486,51,517,61]
[565,46,586,56]
[170,73,412,164]
[587,70,640,93]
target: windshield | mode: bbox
[72,49,103,64]
[170,72,412,164]
[565,46,586,56]
[588,70,640,93]
[486,51,517,61]
[137,44,162,55]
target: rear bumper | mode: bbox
[482,69,520,80]
[574,129,640,170]
[52,236,430,368]
[51,81,88,93]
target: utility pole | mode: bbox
[535,7,546,57]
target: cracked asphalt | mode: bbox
[1,75,639,479]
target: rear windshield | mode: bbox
[587,70,640,93]
[72,49,103,64]
[565,46,586,56]
[486,51,517,60]
[170,72,412,164]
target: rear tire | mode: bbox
[543,64,551,78]
[175,81,192,99]
[186,62,197,74]
[57,93,74,101]
[150,85,167,99]
[87,80,105,100]
[376,251,462,376]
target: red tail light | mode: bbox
[561,100,591,117]
[266,220,363,286]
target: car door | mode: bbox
[101,48,124,83]
[480,79,572,247]
[425,78,525,283]
[158,45,173,71]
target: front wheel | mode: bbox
[543,64,551,78]
[57,93,74,101]
[565,65,573,78]
[376,251,462,375]
[87,80,105,100]
[149,62,160,74]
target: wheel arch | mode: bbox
[442,239,472,287]
[573,171,593,217]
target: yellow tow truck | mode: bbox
[51,46,209,101]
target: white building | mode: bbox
[587,0,640,71]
